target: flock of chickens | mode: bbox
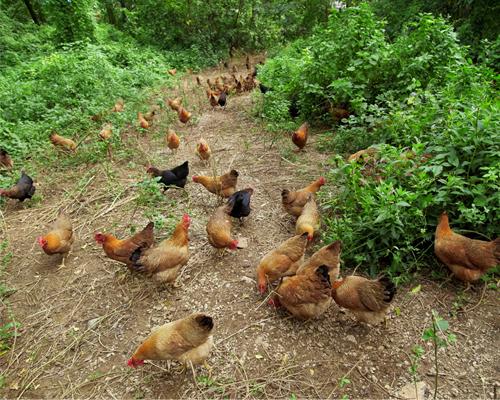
[1,55,499,376]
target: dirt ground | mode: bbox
[1,59,499,399]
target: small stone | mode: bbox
[346,335,357,344]
[397,381,429,400]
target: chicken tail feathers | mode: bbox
[195,314,214,331]
[378,276,396,303]
[129,246,144,269]
[316,265,331,286]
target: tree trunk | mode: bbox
[22,0,41,25]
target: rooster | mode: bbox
[128,313,214,368]
[434,211,500,282]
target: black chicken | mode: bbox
[0,171,36,202]
[218,91,227,109]
[227,188,254,223]
[147,161,189,190]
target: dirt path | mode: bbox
[1,60,498,399]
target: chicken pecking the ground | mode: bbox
[271,264,332,320]
[128,313,214,369]
[166,129,180,152]
[147,161,189,190]
[206,204,238,251]
[37,212,74,268]
[129,214,190,284]
[332,275,396,325]
[50,132,77,152]
[292,122,309,150]
[434,211,499,282]
[95,222,154,268]
[295,194,320,241]
[256,233,308,294]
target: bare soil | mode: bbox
[1,59,498,399]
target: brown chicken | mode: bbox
[206,204,238,250]
[129,214,190,283]
[271,265,332,320]
[128,313,214,368]
[50,132,77,152]
[99,123,112,140]
[94,222,154,267]
[167,68,177,76]
[144,105,160,122]
[209,93,218,110]
[292,122,309,150]
[0,171,36,202]
[434,211,500,282]
[281,177,326,217]
[37,212,74,267]
[296,240,342,282]
[168,97,182,112]
[0,149,13,169]
[178,107,192,124]
[195,139,211,162]
[332,276,396,325]
[137,112,150,129]
[347,146,378,163]
[296,194,320,241]
[166,129,180,152]
[112,99,124,112]
[192,170,238,197]
[256,233,308,294]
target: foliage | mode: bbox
[261,3,499,276]
[45,0,96,43]
[369,0,500,60]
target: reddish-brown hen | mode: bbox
[292,122,309,150]
[434,211,499,282]
[192,170,238,197]
[206,205,238,250]
[296,240,342,282]
[38,212,74,267]
[281,177,326,217]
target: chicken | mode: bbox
[195,139,211,162]
[256,233,308,294]
[209,93,218,110]
[347,147,378,163]
[50,132,77,152]
[0,149,13,169]
[218,91,227,109]
[112,98,124,112]
[138,112,150,129]
[147,161,189,190]
[332,276,396,325]
[168,98,182,112]
[178,107,192,124]
[227,188,253,222]
[166,129,180,152]
[296,240,342,282]
[94,222,154,267]
[292,122,309,150]
[144,105,160,122]
[434,211,500,282]
[206,204,238,250]
[128,313,214,368]
[130,214,190,283]
[99,123,112,140]
[192,170,238,197]
[281,177,326,217]
[0,171,36,202]
[271,265,332,320]
[37,212,74,267]
[167,68,177,76]
[295,194,320,241]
